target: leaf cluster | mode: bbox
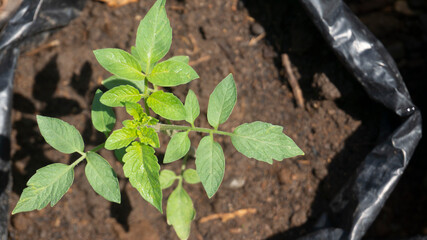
[12,1,304,240]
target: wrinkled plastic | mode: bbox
[298,0,423,239]
[0,0,85,238]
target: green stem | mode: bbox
[71,142,106,168]
[144,100,150,116]
[181,154,189,172]
[89,143,105,153]
[154,123,234,136]
[76,150,85,156]
[71,154,86,168]
[177,177,183,188]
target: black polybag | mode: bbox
[0,0,423,240]
[0,0,85,238]
[297,0,423,239]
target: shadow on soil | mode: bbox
[12,55,85,193]
[11,54,139,229]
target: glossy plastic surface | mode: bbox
[298,0,422,239]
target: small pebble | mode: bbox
[394,0,415,15]
[250,22,265,35]
[313,167,328,179]
[228,177,246,189]
[12,214,29,231]
[290,210,307,226]
[312,73,341,100]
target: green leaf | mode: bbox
[167,183,196,240]
[138,127,160,148]
[147,60,199,87]
[85,152,121,203]
[144,116,159,126]
[12,163,74,214]
[105,127,138,150]
[163,131,190,163]
[146,91,186,121]
[231,121,304,164]
[168,55,189,64]
[131,46,140,58]
[122,120,137,129]
[93,48,144,81]
[207,74,236,129]
[183,169,200,184]
[136,0,172,73]
[131,46,144,66]
[92,89,116,136]
[100,85,141,107]
[125,102,146,121]
[123,142,162,212]
[103,75,145,93]
[195,136,225,198]
[37,115,84,154]
[160,169,177,189]
[184,90,200,125]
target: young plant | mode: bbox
[12,0,304,239]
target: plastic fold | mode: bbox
[298,0,422,239]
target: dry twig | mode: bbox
[96,0,137,8]
[282,53,305,108]
[199,208,257,223]
[248,32,266,46]
[188,33,199,55]
[231,0,238,11]
[189,55,211,67]
[24,40,60,56]
[169,5,185,12]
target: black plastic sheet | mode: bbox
[0,0,85,238]
[298,0,423,239]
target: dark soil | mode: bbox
[7,0,426,239]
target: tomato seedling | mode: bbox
[12,1,304,239]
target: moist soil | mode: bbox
[7,0,427,239]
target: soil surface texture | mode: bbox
[7,0,427,239]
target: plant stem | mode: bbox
[71,154,87,168]
[144,100,150,116]
[181,154,189,172]
[76,150,85,156]
[154,123,234,136]
[89,143,105,153]
[141,93,150,98]
[71,142,106,168]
